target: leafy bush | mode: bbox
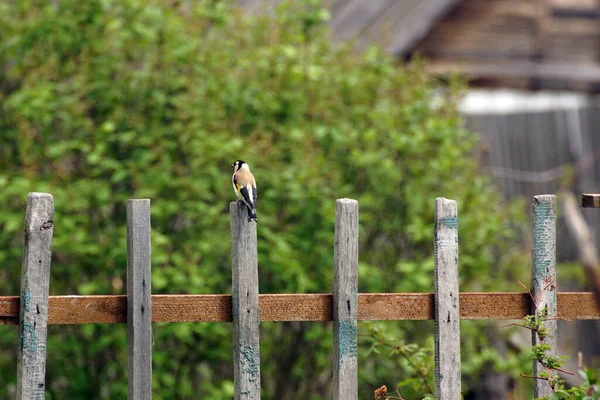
[0,0,528,398]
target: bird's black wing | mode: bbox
[239,185,255,210]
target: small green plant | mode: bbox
[361,323,434,399]
[373,384,433,400]
[507,278,600,399]
[576,358,600,400]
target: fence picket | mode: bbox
[434,197,461,400]
[230,202,261,399]
[333,198,359,400]
[531,195,557,398]
[17,193,54,400]
[126,199,152,400]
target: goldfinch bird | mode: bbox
[232,160,258,222]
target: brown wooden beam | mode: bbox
[0,292,598,325]
[582,194,600,208]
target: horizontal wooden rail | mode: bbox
[0,293,598,325]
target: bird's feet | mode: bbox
[236,199,242,204]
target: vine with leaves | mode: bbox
[504,278,599,399]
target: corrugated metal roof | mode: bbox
[238,0,456,55]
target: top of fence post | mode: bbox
[17,193,54,400]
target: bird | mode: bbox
[231,160,258,222]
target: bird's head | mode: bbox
[232,160,246,172]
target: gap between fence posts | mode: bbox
[434,197,461,400]
[333,198,359,400]
[17,193,54,400]
[230,202,260,400]
[531,195,557,398]
[127,199,152,400]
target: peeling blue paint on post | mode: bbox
[236,342,260,400]
[241,345,260,383]
[439,216,458,230]
[22,279,31,313]
[20,323,37,353]
[337,320,357,369]
[532,198,557,302]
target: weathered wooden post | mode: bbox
[230,202,260,399]
[333,198,359,400]
[434,197,461,400]
[530,195,557,399]
[127,199,152,400]
[17,193,54,400]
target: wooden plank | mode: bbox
[332,199,359,400]
[126,200,152,400]
[531,195,557,398]
[426,60,600,83]
[582,194,600,208]
[433,198,461,400]
[550,18,600,36]
[1,293,599,324]
[230,201,261,400]
[552,6,600,19]
[17,193,54,400]
[549,0,598,8]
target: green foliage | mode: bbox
[515,282,600,400]
[0,0,529,398]
[536,367,600,400]
[361,322,434,398]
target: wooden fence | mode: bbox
[1,193,600,399]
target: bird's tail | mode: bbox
[247,207,258,222]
